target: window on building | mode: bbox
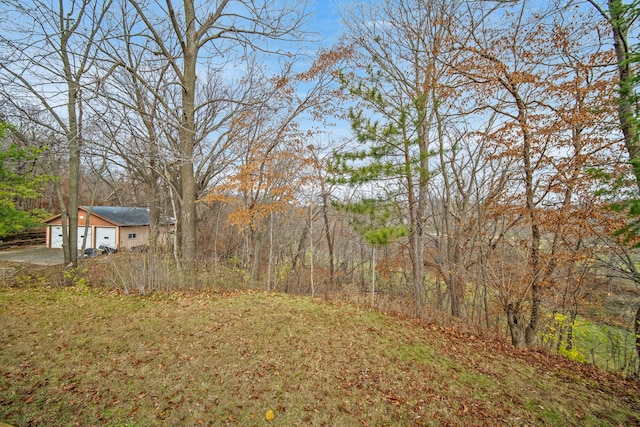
[128,233,137,239]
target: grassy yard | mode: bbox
[1,285,639,426]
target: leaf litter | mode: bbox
[0,287,638,426]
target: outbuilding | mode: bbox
[44,206,175,251]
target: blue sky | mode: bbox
[306,0,343,47]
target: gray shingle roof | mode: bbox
[86,206,152,226]
[44,206,175,227]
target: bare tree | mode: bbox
[0,0,114,268]
[426,120,515,319]
[124,0,310,283]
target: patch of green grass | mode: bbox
[393,342,434,364]
[1,287,639,426]
[577,320,636,368]
[524,401,565,426]
[457,371,497,396]
[545,314,637,374]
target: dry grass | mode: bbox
[1,285,639,426]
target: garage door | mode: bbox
[95,227,117,250]
[50,226,64,248]
[49,226,94,249]
[78,226,92,249]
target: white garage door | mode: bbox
[78,226,92,249]
[49,226,94,249]
[50,226,64,248]
[95,227,117,250]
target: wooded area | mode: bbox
[1,0,640,374]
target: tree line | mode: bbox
[1,0,639,360]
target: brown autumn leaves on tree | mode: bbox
[0,0,638,360]
[334,0,634,349]
[450,2,624,346]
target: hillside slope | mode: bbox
[1,287,639,426]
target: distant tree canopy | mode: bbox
[0,122,48,235]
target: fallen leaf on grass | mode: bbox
[266,409,275,421]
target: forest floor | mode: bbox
[1,272,639,426]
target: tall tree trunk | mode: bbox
[267,213,273,290]
[147,167,161,251]
[309,202,315,297]
[179,0,198,285]
[138,83,162,252]
[524,158,542,345]
[63,56,79,268]
[250,229,264,283]
[409,94,432,318]
[292,226,308,270]
[508,78,543,347]
[407,171,424,317]
[321,189,336,292]
[566,309,578,352]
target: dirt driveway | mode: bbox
[0,246,64,265]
